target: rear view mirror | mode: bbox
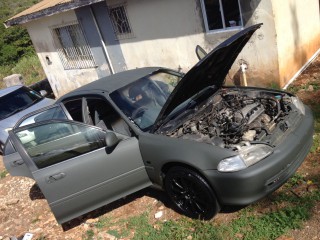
[195,45,207,60]
[39,90,48,97]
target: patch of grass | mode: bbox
[270,82,281,90]
[92,187,320,240]
[0,170,8,179]
[11,55,45,86]
[83,229,94,240]
[107,229,123,239]
[95,216,111,229]
[285,173,305,187]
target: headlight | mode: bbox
[291,96,305,115]
[218,144,273,172]
[217,155,246,172]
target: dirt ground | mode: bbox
[1,56,320,239]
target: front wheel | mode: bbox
[164,166,220,220]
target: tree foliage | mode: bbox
[0,0,40,66]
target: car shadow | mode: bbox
[29,183,45,200]
[29,182,247,231]
[28,184,172,231]
[61,187,173,231]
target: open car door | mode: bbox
[8,118,152,224]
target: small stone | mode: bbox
[307,184,319,192]
[0,204,7,211]
[6,199,19,205]
[97,232,116,240]
[82,223,89,230]
[85,218,98,224]
[154,211,163,219]
[308,85,314,91]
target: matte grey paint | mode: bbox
[203,106,314,205]
[138,133,235,186]
[3,24,314,223]
[3,151,33,178]
[10,122,151,224]
[154,24,262,125]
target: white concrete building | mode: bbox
[5,0,320,97]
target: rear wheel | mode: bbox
[164,166,220,220]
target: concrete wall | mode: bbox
[272,0,320,87]
[25,11,102,97]
[107,0,205,73]
[108,0,280,88]
[23,0,320,97]
[223,0,280,87]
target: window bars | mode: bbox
[52,23,96,69]
[108,4,134,40]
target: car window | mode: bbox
[110,72,181,131]
[63,99,83,122]
[63,97,132,136]
[14,122,106,169]
[0,86,42,120]
[18,105,68,127]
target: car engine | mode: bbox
[159,88,301,151]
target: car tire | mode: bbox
[164,166,220,220]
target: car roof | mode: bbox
[60,67,162,99]
[0,85,23,97]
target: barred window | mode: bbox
[108,4,134,40]
[52,23,96,69]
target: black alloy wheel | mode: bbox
[164,166,220,220]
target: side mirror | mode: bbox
[39,90,48,97]
[105,132,120,153]
[195,45,207,60]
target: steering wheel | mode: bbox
[131,106,148,119]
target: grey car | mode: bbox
[0,85,54,154]
[3,24,313,224]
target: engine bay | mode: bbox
[158,88,302,152]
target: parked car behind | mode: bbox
[0,85,55,154]
[3,24,313,224]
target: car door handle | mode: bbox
[12,159,24,166]
[46,173,66,183]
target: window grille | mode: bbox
[108,4,134,40]
[201,0,243,32]
[52,23,96,69]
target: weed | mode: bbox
[95,216,111,229]
[270,82,281,90]
[107,229,122,239]
[285,173,305,187]
[83,229,94,240]
[11,55,46,85]
[0,170,8,179]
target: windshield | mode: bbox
[0,87,42,120]
[110,71,181,131]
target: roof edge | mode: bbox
[4,0,105,28]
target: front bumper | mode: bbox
[204,106,314,206]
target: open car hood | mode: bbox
[153,24,262,131]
